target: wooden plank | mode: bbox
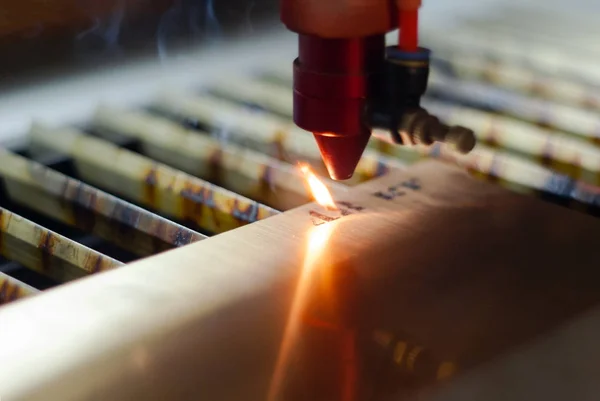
[0,207,123,282]
[1,161,599,400]
[0,148,203,257]
[29,123,279,234]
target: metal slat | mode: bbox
[429,56,600,110]
[151,91,405,183]
[92,106,339,211]
[0,271,38,305]
[0,148,204,257]
[422,99,600,185]
[29,124,279,234]
[423,26,600,85]
[0,207,123,282]
[428,74,600,146]
[371,133,600,211]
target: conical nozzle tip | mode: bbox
[313,131,371,180]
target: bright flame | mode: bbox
[299,164,337,210]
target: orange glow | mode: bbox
[268,223,334,401]
[299,164,337,210]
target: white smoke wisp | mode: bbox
[157,0,223,64]
[75,0,126,55]
[157,1,183,61]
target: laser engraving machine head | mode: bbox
[281,0,476,180]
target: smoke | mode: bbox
[204,0,221,37]
[244,1,256,33]
[76,0,126,55]
[156,2,183,60]
[157,0,222,61]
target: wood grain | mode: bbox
[0,161,599,400]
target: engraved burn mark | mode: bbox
[208,149,224,186]
[0,279,18,304]
[308,200,366,226]
[38,230,56,272]
[143,165,159,207]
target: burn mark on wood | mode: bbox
[373,178,422,201]
[86,254,106,274]
[375,161,390,178]
[38,230,56,272]
[208,149,224,186]
[0,208,3,252]
[271,130,288,162]
[181,182,208,229]
[170,228,194,247]
[337,201,365,212]
[0,279,17,305]
[143,165,159,208]
[309,210,340,226]
[232,199,259,224]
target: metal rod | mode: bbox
[0,271,38,305]
[0,148,204,257]
[29,124,279,235]
[422,99,600,186]
[371,131,600,210]
[429,56,600,111]
[92,106,345,210]
[422,26,600,85]
[0,207,123,282]
[427,74,600,145]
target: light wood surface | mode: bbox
[1,161,600,401]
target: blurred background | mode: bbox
[0,0,278,86]
[1,2,600,400]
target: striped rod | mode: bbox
[422,99,600,185]
[371,133,600,211]
[29,124,279,235]
[0,271,38,305]
[0,207,123,283]
[151,91,405,183]
[429,56,600,111]
[0,148,204,257]
[92,106,346,210]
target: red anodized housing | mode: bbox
[293,34,385,180]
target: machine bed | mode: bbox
[1,2,600,400]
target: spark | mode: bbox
[299,164,337,210]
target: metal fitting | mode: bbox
[397,109,476,153]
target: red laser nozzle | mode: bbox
[293,34,385,181]
[313,131,371,180]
